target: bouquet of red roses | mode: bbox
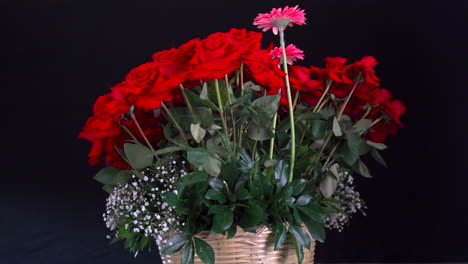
[79,6,405,264]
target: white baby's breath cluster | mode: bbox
[324,167,367,232]
[103,158,188,250]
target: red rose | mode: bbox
[366,121,397,143]
[190,32,241,81]
[124,62,161,95]
[152,38,198,80]
[384,100,406,126]
[229,28,262,53]
[242,49,286,102]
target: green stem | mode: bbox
[119,122,139,143]
[360,115,384,136]
[240,63,245,96]
[313,79,333,113]
[268,113,278,160]
[337,74,362,120]
[293,90,300,109]
[322,143,339,171]
[179,84,196,121]
[161,102,189,146]
[130,110,155,152]
[353,106,372,128]
[315,97,331,114]
[214,79,230,148]
[279,30,296,183]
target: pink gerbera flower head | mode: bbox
[269,44,304,65]
[253,5,306,35]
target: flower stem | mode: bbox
[179,84,196,121]
[161,102,189,146]
[337,74,362,120]
[240,63,245,96]
[279,30,296,182]
[268,113,278,160]
[313,79,333,113]
[214,79,230,148]
[130,111,155,152]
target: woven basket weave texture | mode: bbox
[162,226,315,264]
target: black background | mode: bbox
[3,0,468,263]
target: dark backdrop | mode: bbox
[3,0,468,263]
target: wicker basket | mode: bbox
[162,226,315,264]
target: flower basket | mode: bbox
[80,5,406,264]
[163,226,315,264]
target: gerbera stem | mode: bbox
[214,79,230,148]
[279,30,296,182]
[313,79,333,113]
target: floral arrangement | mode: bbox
[79,6,406,264]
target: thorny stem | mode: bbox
[322,143,339,171]
[161,102,189,146]
[225,75,237,155]
[279,30,296,183]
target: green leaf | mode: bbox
[179,171,209,195]
[274,223,287,251]
[185,88,218,111]
[203,153,222,177]
[94,166,121,185]
[165,192,179,207]
[114,170,132,185]
[190,123,206,143]
[124,143,154,169]
[221,159,239,188]
[239,203,264,229]
[291,179,308,196]
[208,205,233,233]
[153,146,186,156]
[161,234,189,254]
[290,225,312,250]
[237,188,251,200]
[296,194,312,206]
[208,178,225,192]
[247,123,272,141]
[353,159,373,178]
[274,160,289,188]
[291,235,304,264]
[371,148,388,167]
[367,140,388,150]
[102,185,114,193]
[251,94,281,116]
[118,224,134,238]
[346,133,361,160]
[297,111,320,120]
[332,117,343,137]
[320,172,338,197]
[354,119,373,133]
[139,236,150,250]
[187,148,208,166]
[296,205,325,223]
[194,107,214,127]
[311,119,327,139]
[227,224,237,239]
[205,189,227,204]
[181,240,194,264]
[194,237,215,264]
[300,212,326,243]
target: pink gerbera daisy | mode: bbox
[253,5,306,35]
[269,44,304,65]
